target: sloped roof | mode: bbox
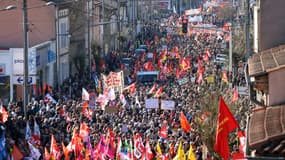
[249,106,285,156]
[248,45,285,76]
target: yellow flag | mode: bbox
[187,145,196,160]
[156,142,162,155]
[174,141,186,160]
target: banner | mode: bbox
[185,8,201,16]
[102,71,124,93]
[161,100,175,110]
[188,15,203,22]
[206,76,215,83]
[145,98,159,109]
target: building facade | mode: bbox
[0,0,56,103]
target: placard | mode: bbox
[145,98,159,109]
[161,100,175,110]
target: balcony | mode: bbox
[104,0,118,10]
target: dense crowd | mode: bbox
[0,4,250,160]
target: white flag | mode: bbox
[108,88,116,101]
[119,94,126,106]
[82,88,90,101]
[25,121,31,140]
[44,93,57,104]
[135,96,141,108]
[28,142,41,160]
[33,120,40,137]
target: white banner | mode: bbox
[161,100,175,110]
[188,15,203,22]
[102,71,124,93]
[145,98,159,109]
[185,8,201,16]
[12,48,37,75]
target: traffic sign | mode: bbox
[13,76,36,85]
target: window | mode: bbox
[60,22,67,49]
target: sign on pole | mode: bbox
[12,48,37,75]
[13,76,36,85]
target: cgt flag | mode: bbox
[214,97,239,160]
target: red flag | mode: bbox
[214,97,239,160]
[126,83,136,95]
[82,101,89,112]
[62,142,69,160]
[47,84,53,94]
[159,125,168,139]
[79,122,90,140]
[44,147,51,160]
[96,136,106,155]
[231,88,239,103]
[33,84,38,97]
[50,134,61,159]
[222,70,228,83]
[180,112,191,133]
[145,139,154,160]
[162,64,171,75]
[223,22,231,31]
[153,86,163,98]
[133,134,145,159]
[179,57,191,70]
[43,82,47,94]
[0,106,8,123]
[237,131,246,154]
[148,83,157,94]
[11,145,24,160]
[205,48,211,57]
[198,61,204,74]
[197,72,203,84]
[105,133,116,159]
[143,62,155,71]
[176,68,181,80]
[81,102,92,120]
[159,49,167,62]
[203,54,209,62]
[158,59,163,69]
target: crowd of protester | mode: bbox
[0,3,250,160]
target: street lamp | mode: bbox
[0,5,17,11]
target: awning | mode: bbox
[248,45,285,76]
[249,106,285,156]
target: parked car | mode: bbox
[134,49,146,57]
[136,71,159,85]
[121,58,133,68]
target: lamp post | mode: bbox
[23,0,29,119]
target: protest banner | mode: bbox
[161,100,175,110]
[145,98,159,109]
